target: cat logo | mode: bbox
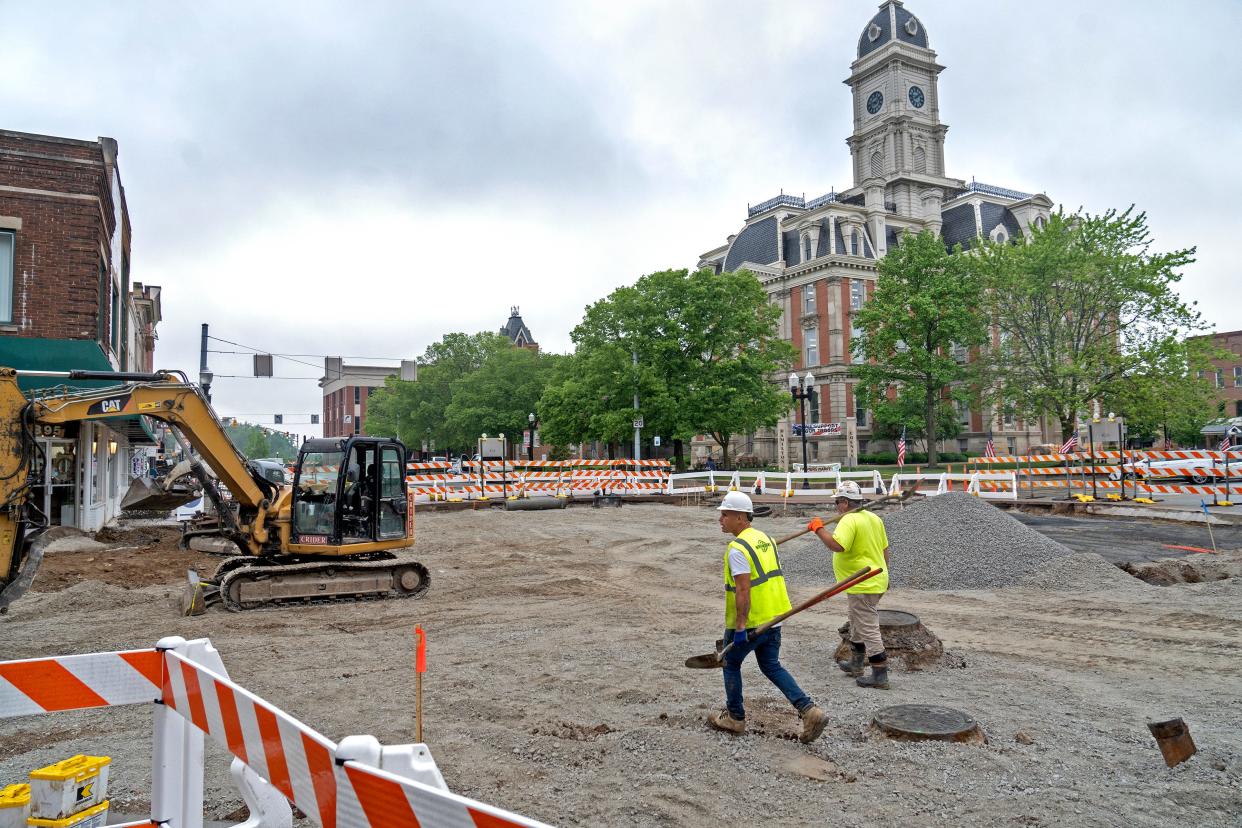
[87,394,131,416]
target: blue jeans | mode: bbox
[722,626,812,720]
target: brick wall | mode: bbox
[0,131,129,359]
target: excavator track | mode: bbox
[214,555,430,612]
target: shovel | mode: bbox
[684,565,883,668]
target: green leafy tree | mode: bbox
[976,208,1201,444]
[851,230,986,466]
[365,332,512,453]
[867,385,964,452]
[443,346,565,450]
[1104,335,1222,446]
[540,268,794,467]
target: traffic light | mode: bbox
[274,414,283,424]
[311,414,320,425]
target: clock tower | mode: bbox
[842,1,962,238]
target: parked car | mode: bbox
[1108,456,1237,484]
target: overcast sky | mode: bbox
[5,0,1240,437]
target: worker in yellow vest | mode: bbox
[808,481,891,689]
[709,491,829,743]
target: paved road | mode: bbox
[1011,511,1242,564]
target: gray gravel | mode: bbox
[780,492,1083,590]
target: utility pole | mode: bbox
[632,350,641,460]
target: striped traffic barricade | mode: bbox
[0,638,553,828]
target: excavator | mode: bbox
[0,367,429,613]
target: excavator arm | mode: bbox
[0,367,278,610]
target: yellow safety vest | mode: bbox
[724,526,793,629]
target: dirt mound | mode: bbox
[31,525,218,592]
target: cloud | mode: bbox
[2,0,1238,435]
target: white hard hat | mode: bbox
[834,481,865,501]
[717,491,754,513]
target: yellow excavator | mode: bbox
[0,367,429,613]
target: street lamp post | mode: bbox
[198,367,213,404]
[528,412,536,462]
[788,371,815,472]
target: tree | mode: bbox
[1104,335,1221,446]
[443,346,565,449]
[851,230,986,466]
[365,332,512,453]
[976,208,1202,445]
[539,268,794,467]
[867,385,964,453]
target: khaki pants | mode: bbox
[847,592,885,657]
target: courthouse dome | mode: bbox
[858,2,930,58]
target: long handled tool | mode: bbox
[768,484,917,548]
[684,565,883,668]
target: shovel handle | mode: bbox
[772,486,914,546]
[716,565,882,661]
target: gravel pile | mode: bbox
[781,492,1086,591]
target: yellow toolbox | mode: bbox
[26,801,108,828]
[27,757,109,821]
[0,784,30,828]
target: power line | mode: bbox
[207,335,323,372]
[207,348,407,363]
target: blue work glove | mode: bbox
[732,630,749,646]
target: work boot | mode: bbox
[708,709,746,734]
[836,641,865,677]
[856,654,890,690]
[799,704,828,744]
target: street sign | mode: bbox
[653,436,661,447]
[633,418,644,429]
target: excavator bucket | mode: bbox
[121,476,197,512]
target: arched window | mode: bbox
[870,151,884,177]
[1034,215,1046,230]
[912,146,927,174]
[990,226,1008,244]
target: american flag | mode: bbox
[896,426,907,468]
[1222,434,1234,452]
[984,431,997,459]
[1060,432,1079,454]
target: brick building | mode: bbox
[319,357,417,439]
[0,129,161,529]
[1203,330,1242,420]
[694,1,1054,466]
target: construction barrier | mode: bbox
[0,638,553,828]
[408,459,674,503]
[971,449,1242,498]
[889,472,1018,501]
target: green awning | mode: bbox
[0,337,114,392]
[0,337,158,444]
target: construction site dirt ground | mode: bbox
[2,504,1241,827]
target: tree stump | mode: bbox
[833,608,943,670]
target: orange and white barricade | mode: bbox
[0,637,553,828]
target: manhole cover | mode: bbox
[877,609,920,630]
[872,704,982,743]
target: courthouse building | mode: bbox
[695,1,1054,465]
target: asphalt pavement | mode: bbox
[1010,511,1242,564]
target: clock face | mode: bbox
[866,90,884,115]
[909,86,925,108]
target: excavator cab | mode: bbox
[291,436,410,548]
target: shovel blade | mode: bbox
[684,652,724,669]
